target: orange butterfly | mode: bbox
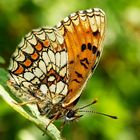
[8,8,117,129]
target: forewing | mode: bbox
[56,8,106,107]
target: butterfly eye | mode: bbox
[65,110,83,122]
[66,110,75,118]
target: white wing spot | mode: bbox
[38,60,47,74]
[27,34,37,45]
[49,84,56,93]
[40,84,48,94]
[22,42,34,54]
[34,30,46,40]
[86,9,92,13]
[60,51,67,67]
[42,51,50,66]
[70,12,76,17]
[47,31,56,41]
[56,52,60,67]
[24,72,35,81]
[48,49,55,64]
[61,85,68,96]
[56,81,65,94]
[33,67,43,78]
[59,66,66,77]
[64,17,69,22]
[48,76,55,81]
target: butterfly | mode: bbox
[8,8,117,129]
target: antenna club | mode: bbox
[111,116,118,119]
[92,98,98,104]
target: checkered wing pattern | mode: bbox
[9,27,69,104]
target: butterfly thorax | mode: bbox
[36,98,78,121]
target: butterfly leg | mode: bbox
[43,112,60,135]
[60,120,66,133]
[14,99,38,106]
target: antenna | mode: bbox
[79,110,118,119]
[75,98,118,119]
[75,98,98,111]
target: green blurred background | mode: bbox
[0,0,140,140]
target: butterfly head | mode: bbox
[63,98,117,123]
[65,109,83,121]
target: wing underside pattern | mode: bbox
[8,8,105,110]
[9,27,69,104]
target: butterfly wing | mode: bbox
[8,27,69,104]
[8,8,105,110]
[56,8,106,107]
